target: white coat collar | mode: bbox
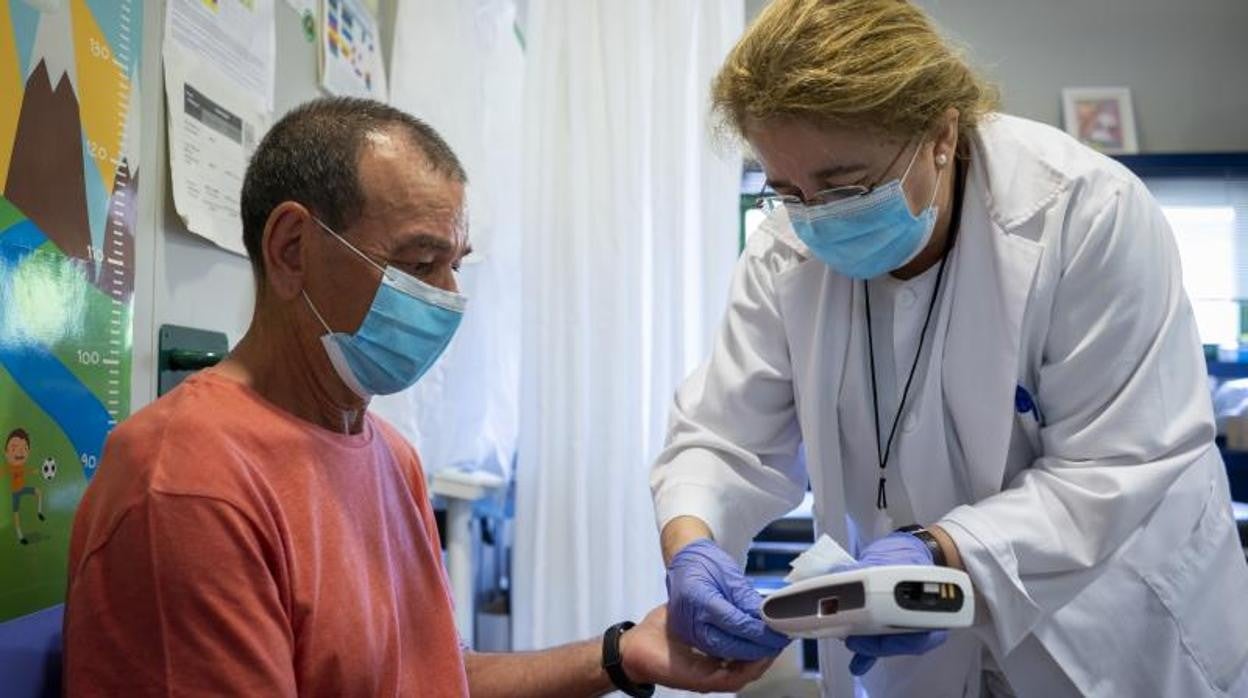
[970,114,1072,234]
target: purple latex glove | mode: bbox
[844,531,948,676]
[666,538,792,661]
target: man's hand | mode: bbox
[463,603,775,697]
[620,605,774,693]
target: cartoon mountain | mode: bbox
[3,58,93,277]
[24,0,78,94]
[94,160,136,301]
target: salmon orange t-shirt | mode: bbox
[64,372,468,697]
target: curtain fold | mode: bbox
[513,0,744,663]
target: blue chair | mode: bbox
[0,604,63,698]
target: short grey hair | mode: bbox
[239,97,466,280]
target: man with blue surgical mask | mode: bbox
[64,97,772,697]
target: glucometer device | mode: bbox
[761,565,974,640]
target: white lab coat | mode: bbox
[651,114,1248,697]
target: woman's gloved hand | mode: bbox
[844,531,948,676]
[666,538,792,661]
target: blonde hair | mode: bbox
[712,0,999,142]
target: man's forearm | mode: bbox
[464,640,612,698]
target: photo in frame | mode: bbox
[1062,87,1139,154]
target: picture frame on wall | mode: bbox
[1062,87,1139,154]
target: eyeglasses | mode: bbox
[759,184,872,213]
[757,139,917,214]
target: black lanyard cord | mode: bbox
[865,253,949,510]
[866,165,963,511]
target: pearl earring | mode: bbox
[936,153,949,166]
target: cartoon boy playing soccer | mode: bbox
[6,429,44,545]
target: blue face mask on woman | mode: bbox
[776,142,941,279]
[303,218,467,398]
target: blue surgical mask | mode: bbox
[303,218,467,398]
[782,144,940,279]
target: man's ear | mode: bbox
[261,202,314,301]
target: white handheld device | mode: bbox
[761,565,974,640]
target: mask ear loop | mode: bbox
[302,289,334,334]
[897,140,925,185]
[301,215,389,335]
[925,163,944,211]
[312,216,390,278]
[900,143,945,216]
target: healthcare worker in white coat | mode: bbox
[651,1,1248,696]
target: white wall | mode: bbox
[131,0,395,408]
[744,0,1248,153]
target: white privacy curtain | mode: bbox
[373,0,524,481]
[512,0,745,654]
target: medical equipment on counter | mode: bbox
[432,467,506,646]
[762,565,973,640]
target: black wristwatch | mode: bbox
[602,621,655,697]
[898,525,947,567]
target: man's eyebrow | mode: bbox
[394,233,455,253]
[393,233,474,263]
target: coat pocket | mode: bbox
[1140,483,1248,691]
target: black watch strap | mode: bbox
[898,525,947,567]
[602,621,655,698]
